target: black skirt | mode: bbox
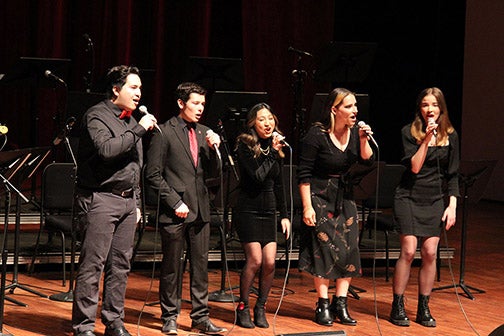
[235,210,277,245]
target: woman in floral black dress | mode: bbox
[297,88,375,326]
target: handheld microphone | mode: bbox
[357,121,378,148]
[138,105,161,132]
[44,70,66,86]
[428,117,437,137]
[272,131,290,147]
[206,130,221,160]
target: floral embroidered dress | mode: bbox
[297,125,374,279]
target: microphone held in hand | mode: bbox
[357,121,378,148]
[428,117,437,137]
[206,129,221,160]
[138,105,161,132]
[272,131,290,147]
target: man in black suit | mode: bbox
[145,82,226,335]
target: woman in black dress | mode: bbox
[297,88,375,326]
[234,103,291,329]
[390,87,459,328]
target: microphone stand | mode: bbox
[208,123,239,302]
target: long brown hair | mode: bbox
[236,103,285,158]
[410,87,454,145]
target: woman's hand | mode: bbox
[272,132,285,151]
[281,218,291,239]
[442,204,456,230]
[303,206,316,227]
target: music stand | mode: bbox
[1,149,32,335]
[206,91,268,302]
[2,147,51,306]
[183,56,244,92]
[314,41,377,87]
[0,57,70,87]
[433,160,497,300]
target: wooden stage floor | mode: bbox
[1,200,503,336]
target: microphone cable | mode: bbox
[272,144,294,336]
[135,126,166,335]
[368,141,385,336]
[136,164,162,336]
[433,145,482,336]
[216,138,238,336]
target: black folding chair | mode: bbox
[29,162,76,287]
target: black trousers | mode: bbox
[72,191,137,333]
[159,220,210,324]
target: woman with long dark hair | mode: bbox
[234,103,291,329]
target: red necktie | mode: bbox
[188,126,198,167]
[119,109,132,119]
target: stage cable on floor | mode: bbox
[272,145,294,336]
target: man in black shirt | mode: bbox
[72,65,157,336]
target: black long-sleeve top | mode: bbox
[297,125,375,193]
[76,99,146,206]
[235,138,288,218]
[396,124,460,200]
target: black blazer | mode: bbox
[145,116,219,224]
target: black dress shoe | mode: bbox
[191,319,227,335]
[75,331,96,336]
[104,326,131,336]
[162,319,178,335]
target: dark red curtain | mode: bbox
[0,0,333,151]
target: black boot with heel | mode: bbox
[254,303,269,328]
[314,298,333,326]
[236,302,255,328]
[330,295,357,326]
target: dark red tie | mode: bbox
[188,126,198,167]
[119,109,132,119]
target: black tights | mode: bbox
[239,241,277,306]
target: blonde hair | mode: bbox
[314,87,354,133]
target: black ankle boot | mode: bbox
[314,298,333,326]
[416,295,436,327]
[390,294,410,326]
[330,295,357,326]
[253,304,269,328]
[236,302,254,328]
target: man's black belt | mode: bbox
[109,188,134,198]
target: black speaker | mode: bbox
[277,331,346,336]
[489,324,504,336]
